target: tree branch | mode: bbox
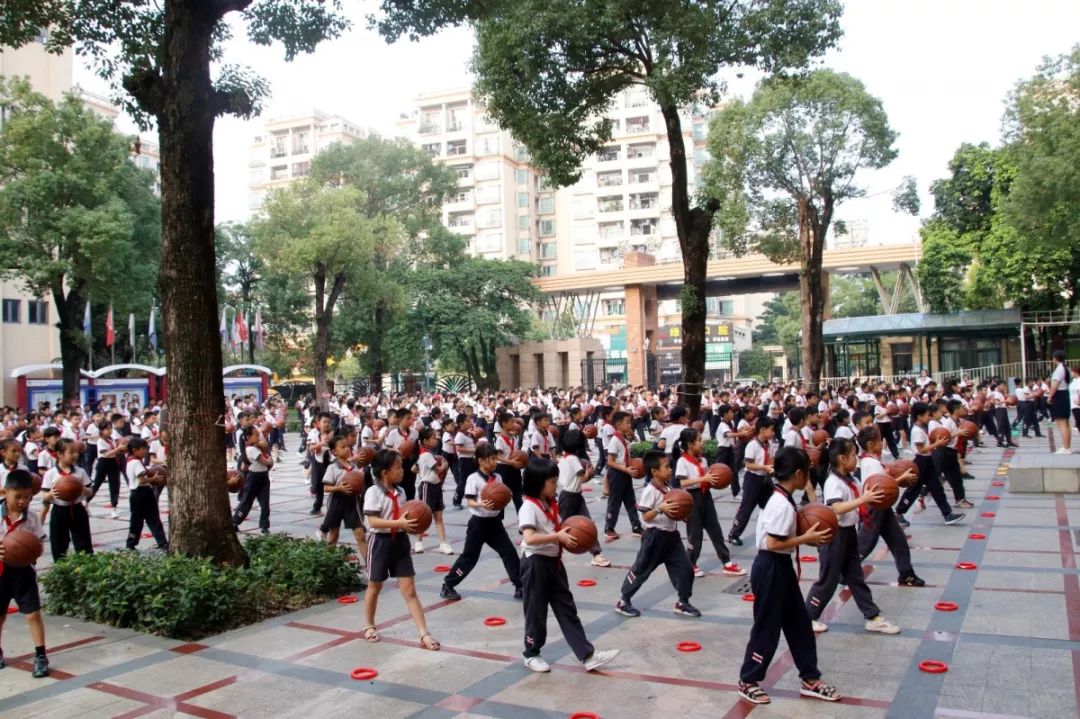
[211,86,255,118]
[122,66,165,117]
[212,0,254,20]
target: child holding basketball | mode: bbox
[414,427,453,555]
[895,403,964,526]
[361,449,439,651]
[520,458,619,673]
[614,450,698,619]
[40,439,93,561]
[320,434,368,558]
[233,426,273,534]
[729,417,776,546]
[737,447,835,705]
[440,443,522,601]
[124,438,168,552]
[556,429,611,567]
[804,438,899,636]
[0,469,50,677]
[603,411,644,540]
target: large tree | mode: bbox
[448,0,842,415]
[0,79,160,401]
[707,69,906,387]
[1,0,349,563]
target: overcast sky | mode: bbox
[77,0,1080,246]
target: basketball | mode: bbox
[818,410,831,424]
[692,420,705,432]
[509,449,528,469]
[2,528,43,568]
[664,488,694,521]
[583,425,598,439]
[341,470,365,495]
[226,468,244,493]
[469,427,486,441]
[796,503,838,543]
[958,420,979,440]
[887,459,919,488]
[373,419,386,430]
[73,440,86,455]
[970,398,984,413]
[549,424,560,439]
[146,465,168,483]
[930,427,952,444]
[30,472,43,495]
[562,515,597,554]
[707,463,733,489]
[897,400,910,416]
[806,446,822,466]
[886,402,899,417]
[398,440,416,460]
[1005,395,1018,407]
[628,457,645,479]
[402,499,433,534]
[435,456,449,479]
[52,476,84,503]
[356,447,376,466]
[737,427,755,440]
[811,429,829,446]
[480,481,512,510]
[863,473,899,509]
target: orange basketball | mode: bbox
[52,476,84,503]
[628,457,645,479]
[341,470,365,495]
[691,420,705,432]
[806,446,822,467]
[796,503,838,543]
[402,499,433,534]
[356,447,376,466]
[509,449,528,469]
[146,465,168,483]
[737,427,755,440]
[562,515,597,554]
[886,459,919,488]
[707,463,733,489]
[886,402,899,417]
[664,488,694,521]
[469,427,486,441]
[583,425,598,439]
[398,440,416,460]
[930,427,952,444]
[2,528,43,567]
[480,481,512,510]
[30,472,43,495]
[73,440,86,455]
[811,429,830,446]
[226,468,244,493]
[1005,395,1018,407]
[863,473,899,509]
[958,420,979,440]
[435,455,449,479]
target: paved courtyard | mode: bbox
[1,429,1078,719]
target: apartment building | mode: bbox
[247,110,366,211]
[397,86,771,379]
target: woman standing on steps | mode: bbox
[1048,350,1073,454]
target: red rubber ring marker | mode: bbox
[991,481,1004,487]
[676,641,702,652]
[955,562,977,570]
[337,595,358,604]
[918,660,948,674]
[986,495,1000,500]
[142,532,153,539]
[483,616,507,626]
[434,565,451,572]
[968,533,986,540]
[6,606,17,614]
[570,713,600,719]
[577,579,597,587]
[350,667,378,680]
[980,512,996,518]
[742,593,755,602]
[799,555,817,563]
[934,601,959,611]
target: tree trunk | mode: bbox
[144,0,244,564]
[312,269,344,408]
[660,105,717,419]
[369,300,386,394]
[798,197,832,390]
[52,285,86,406]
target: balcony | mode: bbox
[419,123,442,135]
[270,147,287,159]
[447,121,464,132]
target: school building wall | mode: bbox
[496,338,605,389]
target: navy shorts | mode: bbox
[324,491,363,531]
[367,532,414,583]
[418,481,445,513]
[0,565,41,614]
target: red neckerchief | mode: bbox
[539,431,549,455]
[614,433,630,465]
[684,453,708,490]
[525,494,560,537]
[838,472,871,528]
[500,433,515,455]
[756,439,769,467]
[419,447,431,456]
[773,485,801,579]
[384,484,400,536]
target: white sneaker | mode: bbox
[693,565,706,577]
[438,542,454,555]
[314,529,326,541]
[1056,448,1072,455]
[582,648,619,672]
[524,656,550,673]
[811,620,829,633]
[865,616,901,634]
[414,540,425,554]
[591,554,612,567]
[110,511,120,520]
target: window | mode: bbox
[474,161,501,181]
[598,146,620,162]
[626,115,650,133]
[540,243,557,259]
[517,215,530,230]
[598,195,623,213]
[630,218,657,236]
[451,189,471,204]
[476,233,503,253]
[574,250,598,271]
[448,212,473,228]
[421,143,441,158]
[447,140,467,156]
[538,219,555,237]
[270,133,287,158]
[27,300,47,325]
[624,88,649,108]
[475,185,501,205]
[249,168,265,185]
[598,221,624,239]
[629,168,654,184]
[517,192,530,208]
[537,175,554,192]
[292,131,309,155]
[476,135,500,156]
[447,104,466,131]
[513,143,529,161]
[537,196,555,215]
[603,299,625,316]
[597,171,622,188]
[539,264,555,277]
[517,238,531,256]
[291,161,310,177]
[476,209,502,229]
[599,247,623,264]
[515,168,529,185]
[572,198,594,220]
[270,165,289,181]
[2,299,19,323]
[626,143,654,160]
[34,28,49,44]
[419,109,441,134]
[629,192,658,210]
[453,165,472,180]
[891,342,913,374]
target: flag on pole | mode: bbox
[254,308,264,350]
[128,313,136,349]
[230,308,239,351]
[237,311,249,343]
[83,302,91,336]
[105,305,115,348]
[219,306,228,344]
[148,308,157,352]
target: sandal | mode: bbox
[800,679,840,702]
[738,681,770,705]
[363,625,380,643]
[419,632,441,651]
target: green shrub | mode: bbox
[630,440,656,457]
[702,439,719,462]
[42,535,359,640]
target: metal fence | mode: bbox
[813,361,1056,388]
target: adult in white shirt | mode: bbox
[1048,350,1072,453]
[1070,366,1080,438]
